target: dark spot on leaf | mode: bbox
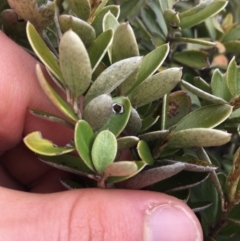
[167,101,180,119]
[112,103,124,114]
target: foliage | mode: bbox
[2,0,240,239]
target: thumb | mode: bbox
[0,187,203,241]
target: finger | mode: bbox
[0,31,72,153]
[0,187,203,241]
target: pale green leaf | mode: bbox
[36,64,78,121]
[168,128,231,148]
[24,132,74,156]
[91,130,117,174]
[130,67,182,107]
[59,15,96,47]
[179,1,228,29]
[174,104,232,132]
[74,120,95,172]
[84,56,142,106]
[88,29,113,73]
[26,22,64,85]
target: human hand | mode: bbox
[0,31,203,241]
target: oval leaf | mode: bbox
[128,43,170,94]
[174,104,232,132]
[137,140,154,165]
[74,120,95,172]
[84,56,142,106]
[168,128,231,148]
[123,163,185,189]
[211,69,232,102]
[98,97,131,136]
[179,1,228,29]
[173,50,210,69]
[38,154,93,175]
[226,57,240,97]
[181,79,227,104]
[24,132,74,156]
[59,15,96,47]
[83,94,113,131]
[91,130,117,175]
[124,107,142,135]
[117,136,139,151]
[130,67,182,107]
[106,160,146,183]
[167,91,191,129]
[68,0,90,20]
[59,30,92,99]
[92,5,120,36]
[88,29,113,73]
[26,22,64,85]
[111,22,139,63]
[36,64,78,122]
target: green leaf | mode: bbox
[137,141,154,165]
[167,128,231,148]
[99,97,131,136]
[139,130,169,142]
[84,56,142,106]
[222,25,240,43]
[26,22,64,85]
[152,171,209,192]
[193,77,211,94]
[181,79,228,104]
[103,11,119,32]
[211,69,232,102]
[59,30,92,99]
[83,94,113,131]
[38,154,92,175]
[224,41,240,53]
[111,22,139,63]
[74,120,95,172]
[29,109,74,129]
[174,37,216,47]
[173,50,210,69]
[91,130,117,175]
[179,1,228,29]
[35,64,78,121]
[68,0,90,21]
[92,5,120,36]
[141,115,160,132]
[130,67,182,107]
[128,43,170,94]
[88,29,114,73]
[117,136,139,151]
[166,91,191,129]
[163,9,180,30]
[124,107,142,135]
[24,132,74,156]
[102,11,119,63]
[59,15,96,47]
[123,163,185,189]
[226,57,240,97]
[174,104,232,132]
[93,0,109,17]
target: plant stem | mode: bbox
[161,94,168,130]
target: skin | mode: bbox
[0,31,203,241]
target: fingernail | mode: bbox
[143,202,202,241]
